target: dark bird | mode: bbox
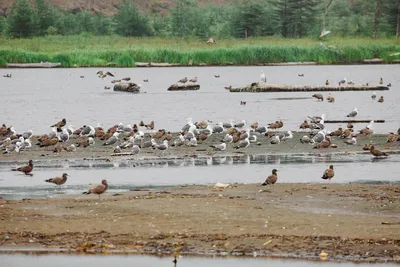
[387,132,396,143]
[3,74,12,78]
[11,160,33,176]
[143,79,149,82]
[51,118,66,132]
[387,83,391,87]
[327,94,335,103]
[214,75,220,78]
[347,122,353,129]
[321,165,334,183]
[299,120,311,131]
[104,86,111,90]
[312,93,324,101]
[379,78,383,85]
[363,144,371,151]
[240,101,246,105]
[370,145,388,157]
[325,80,329,86]
[45,173,68,187]
[224,85,232,90]
[83,179,108,199]
[121,77,131,81]
[378,96,384,103]
[178,77,188,84]
[262,169,278,187]
[298,74,304,77]
[145,121,155,130]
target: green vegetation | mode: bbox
[0,35,399,67]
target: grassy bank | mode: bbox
[1,35,400,67]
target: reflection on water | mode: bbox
[0,254,396,267]
[0,154,399,200]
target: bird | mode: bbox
[298,74,304,77]
[45,173,68,188]
[325,80,329,86]
[300,135,312,144]
[327,94,335,103]
[189,77,198,83]
[344,137,357,145]
[11,160,33,176]
[312,94,324,101]
[224,85,232,90]
[369,145,388,158]
[321,165,334,183]
[97,71,114,78]
[260,71,266,83]
[262,169,278,187]
[178,77,188,84]
[103,132,119,146]
[387,83,391,87]
[347,122,354,129]
[22,129,33,139]
[299,120,311,131]
[270,135,280,145]
[346,108,358,118]
[210,142,226,151]
[145,121,155,130]
[379,78,383,85]
[214,75,220,78]
[104,86,111,90]
[143,79,149,82]
[240,101,246,105]
[371,92,377,100]
[83,179,108,199]
[114,146,122,153]
[339,77,347,85]
[234,138,249,149]
[121,77,131,81]
[378,96,384,103]
[387,132,396,143]
[3,73,12,78]
[131,145,140,157]
[51,118,66,132]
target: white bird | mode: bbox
[222,134,233,143]
[131,145,140,156]
[88,137,95,146]
[58,129,69,143]
[172,135,185,147]
[249,135,257,143]
[3,143,19,154]
[300,135,312,144]
[114,146,122,153]
[48,127,57,139]
[210,142,226,151]
[234,138,250,149]
[371,92,377,100]
[345,137,357,145]
[282,131,293,140]
[260,71,266,83]
[346,108,359,118]
[270,135,280,145]
[103,132,119,146]
[121,136,135,149]
[186,137,198,147]
[212,122,224,134]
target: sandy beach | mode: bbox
[0,183,399,262]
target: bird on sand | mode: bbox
[11,160,33,176]
[321,165,334,183]
[97,71,114,78]
[45,173,68,188]
[262,169,278,187]
[346,108,358,118]
[51,118,67,132]
[312,93,324,101]
[83,179,108,199]
[260,71,267,83]
[387,132,396,143]
[210,142,226,151]
[369,145,388,158]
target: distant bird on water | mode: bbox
[378,96,384,103]
[346,108,358,118]
[11,160,33,176]
[321,165,334,183]
[371,92,377,100]
[379,78,383,85]
[312,93,324,101]
[325,80,329,86]
[260,71,267,83]
[262,169,278,187]
[97,71,114,78]
[83,179,109,199]
[45,173,68,188]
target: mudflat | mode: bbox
[0,183,399,262]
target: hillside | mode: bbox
[0,0,230,16]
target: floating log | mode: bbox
[113,82,141,93]
[325,120,385,124]
[229,83,389,93]
[168,84,200,91]
[264,61,317,66]
[150,62,180,67]
[362,58,383,64]
[7,62,61,68]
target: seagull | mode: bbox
[210,142,226,151]
[120,136,135,149]
[3,143,19,154]
[212,123,224,133]
[260,71,266,83]
[300,135,312,144]
[234,120,246,128]
[339,77,347,85]
[114,146,122,153]
[22,129,33,139]
[189,77,198,83]
[171,135,184,147]
[346,108,358,118]
[58,129,70,143]
[131,145,140,157]
[80,125,95,137]
[344,137,357,145]
[103,132,119,146]
[234,138,250,149]
[255,126,267,134]
[178,77,188,84]
[270,135,280,145]
[282,131,293,140]
[249,135,257,143]
[223,120,234,129]
[97,71,114,78]
[312,131,325,144]
[154,140,169,155]
[83,179,108,200]
[221,134,233,143]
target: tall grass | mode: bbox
[0,35,399,67]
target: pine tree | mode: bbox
[6,0,38,38]
[114,1,153,36]
[35,0,55,35]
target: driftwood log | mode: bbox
[168,84,200,91]
[229,83,389,93]
[325,120,385,124]
[7,62,61,68]
[113,83,141,93]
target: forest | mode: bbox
[0,0,399,39]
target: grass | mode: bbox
[0,35,399,67]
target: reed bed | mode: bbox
[0,35,399,67]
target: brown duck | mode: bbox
[370,145,389,157]
[262,169,278,187]
[250,122,259,130]
[195,120,208,129]
[83,179,108,199]
[321,165,334,182]
[378,96,384,103]
[77,136,89,147]
[299,120,311,131]
[267,121,280,130]
[139,120,145,127]
[226,127,237,135]
[347,122,354,129]
[12,160,33,176]
[46,173,68,187]
[315,137,331,149]
[340,128,353,139]
[363,144,371,150]
[145,121,155,130]
[330,128,343,137]
[95,127,105,138]
[153,129,166,139]
[39,137,59,147]
[0,124,7,136]
[327,94,335,103]
[387,132,396,143]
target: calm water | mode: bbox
[1,65,399,134]
[0,254,396,267]
[1,154,399,199]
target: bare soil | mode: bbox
[0,184,399,262]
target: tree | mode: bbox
[170,0,195,37]
[35,0,56,35]
[114,1,153,36]
[320,0,333,38]
[0,16,5,35]
[397,0,400,38]
[231,1,265,38]
[6,0,38,38]
[372,0,383,39]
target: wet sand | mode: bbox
[0,184,399,262]
[0,132,398,163]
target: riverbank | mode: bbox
[0,132,398,163]
[1,36,400,67]
[0,183,399,262]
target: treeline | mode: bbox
[0,0,399,39]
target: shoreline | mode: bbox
[1,183,399,262]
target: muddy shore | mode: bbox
[0,132,398,163]
[0,184,399,262]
